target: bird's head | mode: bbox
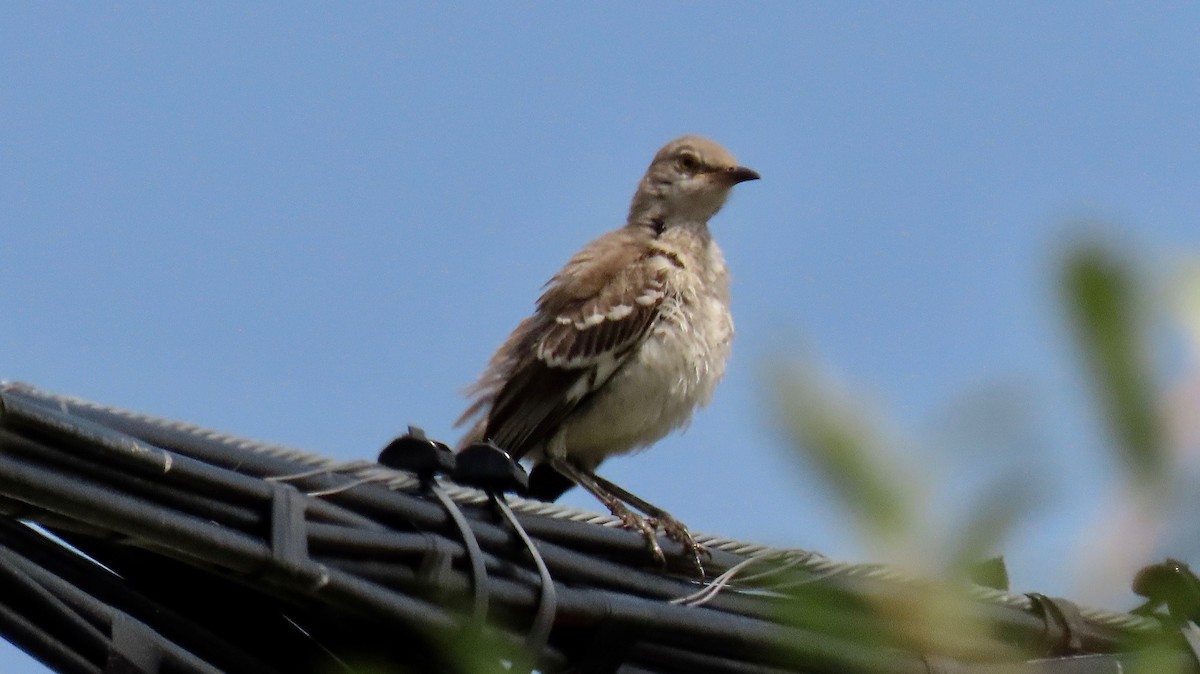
[629,135,760,226]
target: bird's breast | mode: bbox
[560,244,733,467]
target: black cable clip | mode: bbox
[378,428,490,632]
[377,425,456,480]
[1025,593,1086,656]
[451,441,529,494]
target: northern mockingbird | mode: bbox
[457,136,759,568]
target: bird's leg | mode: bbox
[546,457,666,565]
[589,472,708,575]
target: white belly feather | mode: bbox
[558,244,733,468]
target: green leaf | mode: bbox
[771,363,913,539]
[1061,242,1165,486]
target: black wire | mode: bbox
[625,641,806,674]
[0,601,100,674]
[1,381,1194,674]
[0,546,110,665]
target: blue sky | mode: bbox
[3,3,1199,671]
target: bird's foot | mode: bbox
[613,508,666,566]
[545,457,705,571]
[650,513,709,577]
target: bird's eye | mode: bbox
[676,153,701,173]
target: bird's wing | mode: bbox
[458,228,672,458]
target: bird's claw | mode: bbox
[650,514,708,577]
[616,510,666,565]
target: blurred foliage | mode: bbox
[769,235,1198,672]
[1061,242,1167,489]
[771,236,1187,564]
[770,362,913,543]
[770,360,1036,575]
[945,475,1036,575]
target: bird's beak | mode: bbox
[721,166,761,184]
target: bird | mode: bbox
[456,135,759,569]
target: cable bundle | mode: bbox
[0,381,1189,673]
